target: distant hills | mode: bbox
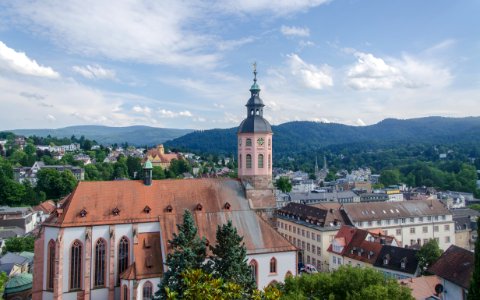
[10,125,193,146]
[7,117,480,153]
[166,117,480,155]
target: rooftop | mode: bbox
[374,245,419,275]
[428,244,474,289]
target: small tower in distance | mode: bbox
[143,160,153,186]
[237,64,274,209]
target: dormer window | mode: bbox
[196,203,203,211]
[79,209,87,218]
[144,238,151,249]
[383,255,390,265]
[400,257,407,269]
[146,256,153,268]
[112,207,120,216]
[143,206,151,214]
[224,202,231,210]
[165,205,173,213]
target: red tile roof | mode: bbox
[33,200,56,214]
[45,178,296,255]
[121,232,163,280]
[428,245,474,289]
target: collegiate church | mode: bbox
[32,70,297,300]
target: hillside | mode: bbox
[10,125,193,146]
[166,116,480,155]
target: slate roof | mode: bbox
[374,245,419,275]
[45,178,296,255]
[428,245,474,289]
[343,200,450,222]
[0,252,29,266]
[238,115,272,133]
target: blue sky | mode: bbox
[0,0,479,130]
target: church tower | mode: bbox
[237,65,275,209]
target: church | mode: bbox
[32,70,298,300]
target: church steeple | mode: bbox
[245,63,265,119]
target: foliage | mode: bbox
[279,265,413,300]
[468,204,480,212]
[468,217,480,300]
[36,168,77,200]
[152,166,166,179]
[157,210,208,299]
[210,221,255,295]
[416,239,442,275]
[379,169,401,186]
[2,236,34,254]
[165,269,243,300]
[0,271,7,296]
[275,177,292,193]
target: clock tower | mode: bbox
[237,66,274,209]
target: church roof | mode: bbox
[45,178,296,255]
[238,115,272,133]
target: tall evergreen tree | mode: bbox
[210,220,256,295]
[468,218,480,300]
[156,210,207,299]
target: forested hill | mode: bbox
[10,125,193,146]
[166,116,480,155]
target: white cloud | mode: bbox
[4,1,218,67]
[346,51,452,90]
[355,118,366,126]
[72,64,116,80]
[132,105,152,115]
[46,114,56,121]
[0,41,59,78]
[287,53,333,89]
[218,0,330,16]
[158,109,193,118]
[281,25,310,37]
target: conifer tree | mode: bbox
[468,217,480,300]
[210,220,256,295]
[156,210,207,299]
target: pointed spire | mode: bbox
[250,61,261,94]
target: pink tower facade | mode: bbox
[237,68,274,208]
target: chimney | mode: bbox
[143,160,153,186]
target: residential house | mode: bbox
[289,190,360,204]
[398,276,442,300]
[428,245,474,300]
[373,245,420,279]
[144,144,181,169]
[0,207,39,235]
[0,252,30,276]
[452,208,479,251]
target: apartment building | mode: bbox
[342,200,455,250]
[276,202,345,271]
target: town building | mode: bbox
[428,245,474,300]
[276,202,345,271]
[342,200,455,250]
[373,245,420,279]
[451,208,479,251]
[32,70,297,300]
[0,207,39,235]
[288,190,360,204]
[3,273,33,300]
[397,276,442,300]
[13,161,84,185]
[144,144,181,169]
[359,192,389,203]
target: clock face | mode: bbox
[257,138,264,146]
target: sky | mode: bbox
[0,0,479,130]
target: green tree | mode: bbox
[0,167,25,206]
[275,177,292,193]
[36,169,77,199]
[416,239,442,275]
[165,269,243,300]
[468,217,480,300]
[379,169,401,186]
[0,271,8,296]
[280,265,413,300]
[152,166,166,180]
[126,156,142,179]
[210,221,255,295]
[157,210,207,299]
[2,236,35,254]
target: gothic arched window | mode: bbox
[122,284,129,300]
[246,154,252,169]
[118,236,129,284]
[143,281,153,300]
[258,154,264,168]
[246,138,252,147]
[47,240,55,290]
[270,257,277,273]
[94,238,107,287]
[250,260,258,286]
[70,240,82,290]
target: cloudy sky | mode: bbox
[0,1,479,130]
